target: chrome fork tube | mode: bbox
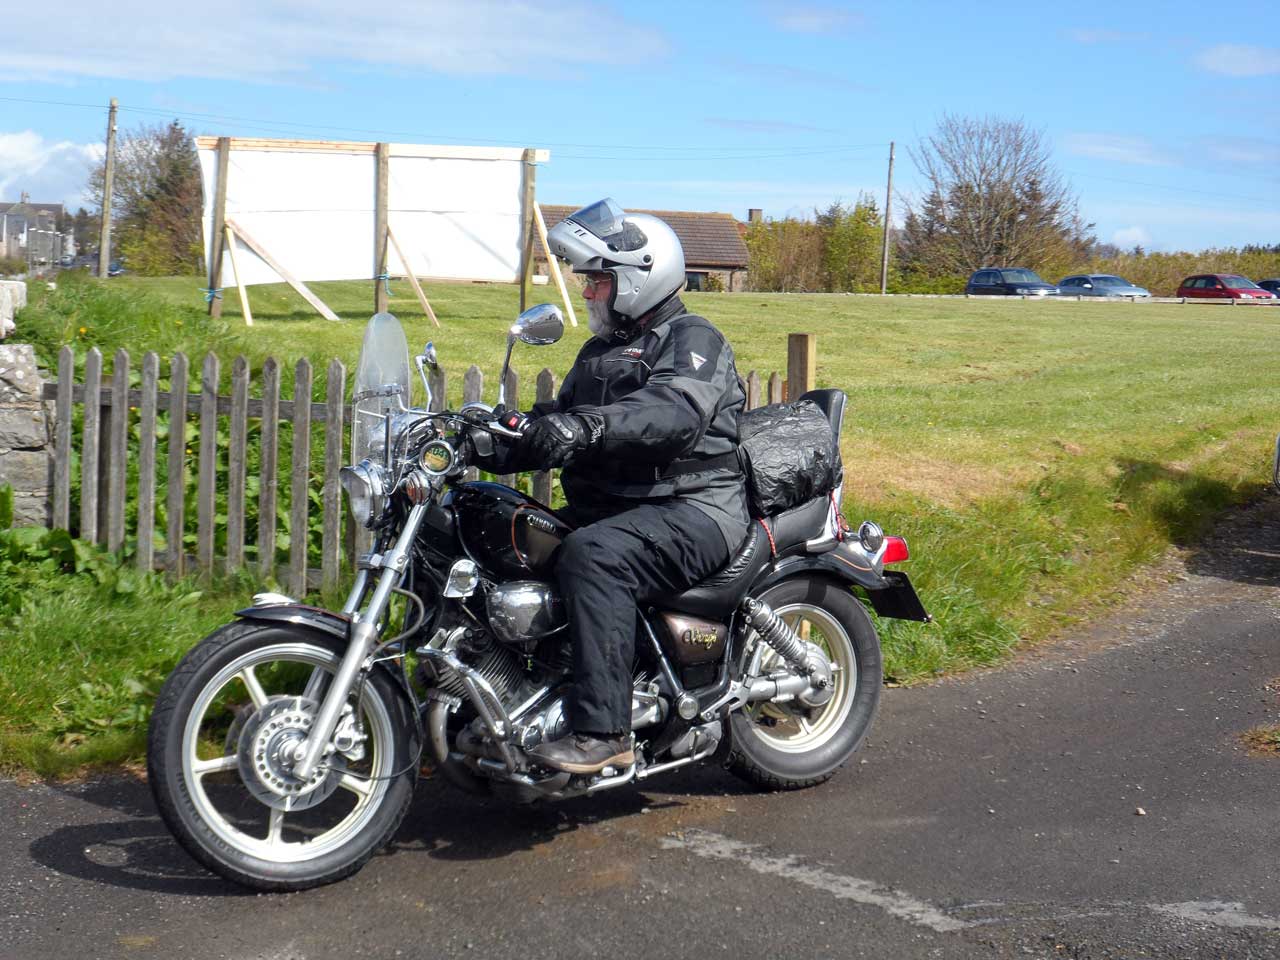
[293,503,427,782]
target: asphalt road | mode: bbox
[4,501,1280,960]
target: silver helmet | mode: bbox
[546,199,685,321]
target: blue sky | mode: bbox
[2,0,1277,252]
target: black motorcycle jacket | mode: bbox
[508,296,749,550]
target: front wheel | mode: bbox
[727,576,882,790]
[147,621,419,891]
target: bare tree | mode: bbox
[898,115,1093,277]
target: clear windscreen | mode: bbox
[566,198,649,252]
[351,312,411,468]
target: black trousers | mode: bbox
[554,501,732,735]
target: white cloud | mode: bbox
[3,1,669,84]
[1111,226,1151,248]
[0,131,102,208]
[1200,137,1280,169]
[765,4,864,33]
[1064,133,1170,166]
[1193,44,1280,77]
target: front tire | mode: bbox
[727,576,882,790]
[147,621,419,891]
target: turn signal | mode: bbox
[881,536,909,564]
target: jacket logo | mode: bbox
[622,347,644,358]
[690,351,707,370]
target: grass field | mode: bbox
[4,272,1278,774]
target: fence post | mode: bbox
[787,333,815,402]
[497,368,518,488]
[197,353,220,576]
[533,368,555,503]
[322,359,345,592]
[79,347,101,543]
[226,356,249,570]
[259,357,280,581]
[429,367,447,412]
[166,353,188,580]
[290,359,313,597]
[105,349,129,553]
[53,346,73,529]
[768,371,783,405]
[745,370,761,410]
[136,351,159,571]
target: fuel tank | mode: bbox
[447,482,572,580]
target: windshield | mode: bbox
[565,198,649,252]
[1223,275,1261,289]
[999,269,1045,284]
[351,312,411,468]
[1092,275,1128,286]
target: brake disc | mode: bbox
[236,696,347,811]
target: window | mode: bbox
[685,272,704,292]
[1061,277,1081,287]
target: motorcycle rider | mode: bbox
[484,199,748,774]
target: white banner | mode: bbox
[197,138,548,287]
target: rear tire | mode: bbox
[727,576,881,790]
[147,621,419,891]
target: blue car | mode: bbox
[1058,274,1151,298]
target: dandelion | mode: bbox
[79,326,87,335]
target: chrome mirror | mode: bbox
[415,341,439,409]
[513,303,564,345]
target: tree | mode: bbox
[817,196,883,292]
[897,115,1093,278]
[88,120,204,275]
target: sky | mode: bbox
[2,0,1277,253]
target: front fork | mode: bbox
[292,503,428,782]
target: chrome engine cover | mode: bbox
[485,581,567,650]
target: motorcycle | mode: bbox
[147,305,930,891]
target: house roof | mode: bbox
[0,201,64,220]
[537,204,749,269]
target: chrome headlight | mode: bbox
[340,458,389,528]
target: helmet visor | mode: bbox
[566,198,648,252]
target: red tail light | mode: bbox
[882,536,909,564]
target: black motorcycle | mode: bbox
[147,305,929,891]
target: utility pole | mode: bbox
[97,98,118,280]
[879,140,895,296]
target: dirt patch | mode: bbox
[842,451,1029,507]
[1239,726,1280,756]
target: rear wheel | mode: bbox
[727,577,881,790]
[147,621,419,891]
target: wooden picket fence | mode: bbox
[40,340,807,594]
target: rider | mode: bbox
[490,199,748,774]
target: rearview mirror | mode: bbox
[512,303,565,346]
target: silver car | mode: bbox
[1059,274,1151,298]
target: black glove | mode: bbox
[522,412,602,468]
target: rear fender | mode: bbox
[748,545,931,622]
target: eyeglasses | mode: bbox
[581,273,612,291]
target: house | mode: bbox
[0,195,66,266]
[536,204,750,292]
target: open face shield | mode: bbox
[548,198,650,272]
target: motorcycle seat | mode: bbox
[797,388,847,439]
[665,523,770,618]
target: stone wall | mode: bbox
[0,343,53,526]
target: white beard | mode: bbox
[587,296,615,338]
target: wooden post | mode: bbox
[79,348,101,543]
[745,370,761,410]
[787,333,816,401]
[533,203,578,327]
[880,141,895,296]
[208,136,230,317]
[533,368,556,504]
[53,346,73,529]
[226,219,340,322]
[259,357,280,581]
[429,367,447,412]
[136,351,159,571]
[768,371,783,405]
[197,353,220,576]
[497,369,518,488]
[387,225,440,328]
[224,224,253,326]
[226,356,250,570]
[106,349,131,552]
[463,366,483,482]
[518,148,537,312]
[374,142,390,314]
[166,353,188,580]
[322,359,345,591]
[97,99,118,282]
[290,359,313,597]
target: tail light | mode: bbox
[882,536,910,564]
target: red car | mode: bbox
[1176,273,1276,300]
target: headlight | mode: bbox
[340,459,389,528]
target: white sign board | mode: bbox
[197,138,549,287]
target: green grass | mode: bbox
[6,274,1279,774]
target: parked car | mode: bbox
[1058,274,1151,298]
[107,261,126,277]
[1257,279,1280,295]
[965,268,1060,297]
[59,254,74,267]
[1176,274,1276,300]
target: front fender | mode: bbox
[749,545,931,622]
[234,604,422,710]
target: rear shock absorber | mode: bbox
[739,597,815,676]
